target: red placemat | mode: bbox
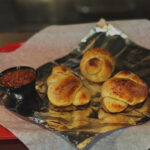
[0,125,16,140]
[0,41,24,53]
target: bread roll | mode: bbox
[80,48,115,82]
[47,66,91,107]
[101,71,149,113]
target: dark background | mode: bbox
[0,0,150,32]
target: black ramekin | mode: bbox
[0,66,39,116]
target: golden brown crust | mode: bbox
[101,71,149,113]
[73,87,91,106]
[114,70,146,85]
[47,66,91,106]
[80,48,115,82]
[51,65,70,74]
[47,65,70,86]
[102,97,128,113]
[48,74,81,106]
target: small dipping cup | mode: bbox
[0,66,38,116]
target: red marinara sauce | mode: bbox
[0,69,36,87]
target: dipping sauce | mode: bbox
[0,69,36,87]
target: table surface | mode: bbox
[0,19,150,150]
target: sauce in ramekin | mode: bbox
[0,69,36,87]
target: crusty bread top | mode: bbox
[101,71,149,106]
[47,65,70,86]
[80,48,115,82]
[80,48,115,68]
[48,73,82,106]
[47,65,91,106]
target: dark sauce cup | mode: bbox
[0,66,40,116]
